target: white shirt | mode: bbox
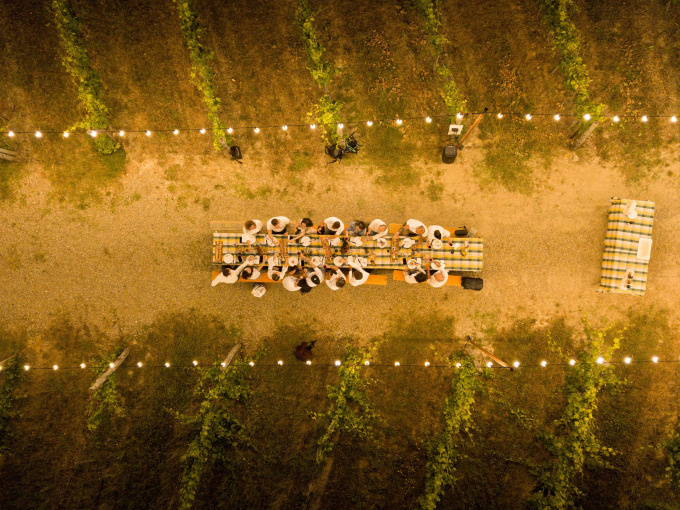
[405,219,428,237]
[348,257,369,286]
[367,219,388,239]
[324,217,345,235]
[305,266,324,287]
[267,216,290,233]
[428,270,449,288]
[211,260,252,286]
[325,269,346,290]
[427,225,451,244]
[242,268,261,281]
[282,275,301,291]
[267,257,288,281]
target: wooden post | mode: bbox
[571,121,599,150]
[465,336,510,369]
[457,111,486,149]
[0,148,17,161]
[89,347,129,391]
[220,343,242,371]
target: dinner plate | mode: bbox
[333,256,345,266]
[357,257,368,268]
[311,255,323,266]
[627,210,638,220]
[223,253,234,264]
[376,238,388,248]
[431,239,443,249]
[330,237,342,247]
[407,259,418,269]
[401,238,415,249]
[300,236,311,247]
[350,237,363,247]
[288,256,298,266]
[268,255,280,266]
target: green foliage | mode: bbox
[86,348,125,434]
[540,0,604,121]
[174,0,231,150]
[529,322,623,509]
[418,356,481,510]
[52,0,120,154]
[296,0,342,144]
[178,355,259,509]
[413,2,466,119]
[312,344,378,464]
[663,419,680,490]
[0,357,23,457]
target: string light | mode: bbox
[456,112,464,120]
[366,121,373,127]
[164,362,170,368]
[192,360,198,366]
[119,130,125,136]
[525,114,532,121]
[569,359,576,366]
[145,130,152,136]
[137,362,143,368]
[513,361,520,368]
[455,362,461,368]
[200,128,206,134]
[282,125,288,131]
[173,129,179,135]
[220,362,226,367]
[335,360,341,366]
[425,117,432,123]
[227,127,233,134]
[80,363,86,369]
[249,361,255,367]
[652,356,659,363]
[63,131,69,138]
[364,360,370,366]
[672,116,678,123]
[612,116,620,123]
[486,361,493,368]
[254,127,260,134]
[540,360,547,367]
[24,365,30,371]
[52,364,58,371]
[641,115,648,123]
[394,361,400,366]
[624,357,632,364]
[109,362,114,368]
[497,113,503,119]
[310,124,316,130]
[35,131,42,138]
[424,361,430,367]
[7,130,14,137]
[395,119,403,125]
[306,360,312,365]
[337,123,344,129]
[277,360,283,365]
[90,130,97,138]
[583,113,591,121]
[554,114,560,121]
[596,356,604,364]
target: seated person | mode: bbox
[267,255,288,282]
[393,218,428,249]
[427,225,451,245]
[242,219,263,247]
[427,259,449,288]
[282,270,310,293]
[324,264,347,290]
[291,218,316,242]
[241,259,266,281]
[318,217,345,238]
[366,219,388,240]
[267,216,290,245]
[299,253,324,287]
[403,263,428,284]
[348,256,369,286]
[212,259,253,286]
[347,220,368,237]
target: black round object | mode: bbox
[442,144,458,164]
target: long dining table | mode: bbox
[212,232,483,272]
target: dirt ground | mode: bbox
[2,139,679,359]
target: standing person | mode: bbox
[427,259,449,288]
[347,220,368,237]
[393,219,428,250]
[427,225,451,246]
[324,263,347,290]
[291,217,316,242]
[267,216,290,245]
[366,219,388,240]
[294,340,317,361]
[212,258,254,286]
[347,255,369,286]
[242,219,263,248]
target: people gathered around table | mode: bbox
[212,216,468,293]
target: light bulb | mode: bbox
[173,129,179,135]
[612,116,620,123]
[513,361,520,368]
[119,130,125,136]
[366,121,373,127]
[164,362,170,368]
[220,362,226,367]
[249,361,255,366]
[497,113,503,119]
[540,360,547,367]
[652,356,659,363]
[192,360,198,366]
[569,359,576,366]
[394,361,400,366]
[641,115,648,123]
[424,361,430,367]
[137,362,143,368]
[455,362,461,368]
[338,123,344,129]
[227,127,233,134]
[583,113,591,121]
[35,131,42,138]
[63,131,69,138]
[145,130,152,136]
[90,130,97,138]
[53,364,58,370]
[396,119,403,125]
[200,128,206,134]
[306,360,311,365]
[486,361,493,367]
[335,360,341,366]
[109,363,114,368]
[254,127,260,134]
[456,112,464,119]
[671,116,678,123]
[425,117,432,123]
[7,130,15,137]
[525,114,532,120]
[282,125,288,131]
[24,365,30,371]
[277,360,283,365]
[554,114,561,121]
[364,360,370,365]
[310,124,316,130]
[596,356,604,364]
[0,366,3,371]
[80,363,86,369]
[624,357,631,364]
